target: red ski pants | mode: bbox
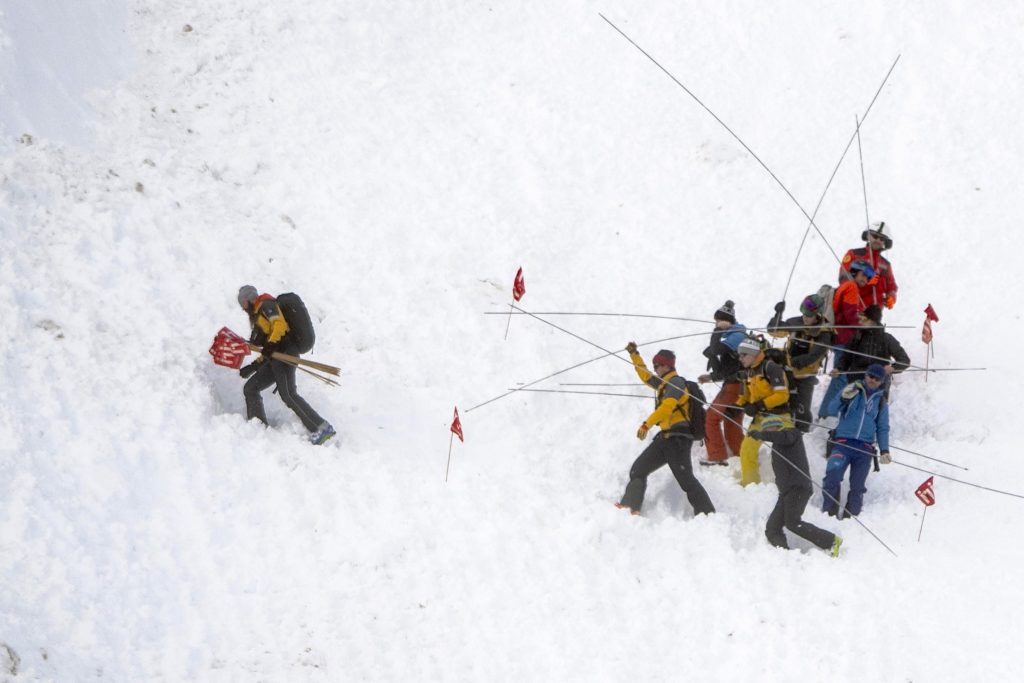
[704,382,744,462]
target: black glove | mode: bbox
[747,430,764,441]
[239,362,258,379]
[774,301,786,314]
[743,401,763,417]
[261,343,278,359]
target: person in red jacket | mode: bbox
[838,222,898,310]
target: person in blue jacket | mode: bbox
[821,363,891,518]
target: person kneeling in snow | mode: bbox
[237,285,335,445]
[748,416,842,556]
[616,344,715,517]
[821,363,891,518]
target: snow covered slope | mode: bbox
[1,1,1021,680]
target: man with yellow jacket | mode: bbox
[237,285,335,445]
[616,344,716,516]
[734,337,793,486]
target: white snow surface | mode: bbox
[1,1,1021,680]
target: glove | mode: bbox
[774,301,786,314]
[841,382,860,400]
[885,294,896,309]
[743,402,763,417]
[239,362,258,379]
[697,373,712,384]
[636,423,650,440]
[625,341,638,354]
[261,343,278,359]
[747,430,764,441]
[879,451,892,465]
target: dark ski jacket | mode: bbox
[767,313,833,378]
[702,323,746,384]
[836,325,910,379]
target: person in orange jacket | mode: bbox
[839,222,898,310]
[616,345,715,516]
[833,260,873,347]
[820,261,873,420]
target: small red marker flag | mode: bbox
[922,304,939,344]
[915,476,935,506]
[450,407,464,443]
[512,267,526,302]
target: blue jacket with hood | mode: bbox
[826,380,890,451]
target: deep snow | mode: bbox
[1,1,1022,680]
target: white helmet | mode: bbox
[861,221,893,250]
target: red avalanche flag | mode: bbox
[915,476,936,506]
[446,407,464,482]
[450,407,464,442]
[512,267,526,302]
[921,304,939,344]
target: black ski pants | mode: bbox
[243,357,325,432]
[793,376,818,432]
[760,428,835,550]
[619,434,715,516]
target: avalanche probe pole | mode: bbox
[445,431,455,483]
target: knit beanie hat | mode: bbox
[736,337,762,357]
[862,304,883,324]
[865,364,887,380]
[237,285,258,309]
[652,349,676,369]
[714,300,736,324]
[800,294,825,317]
[759,415,786,432]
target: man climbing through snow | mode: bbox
[839,221,898,310]
[616,344,715,517]
[747,415,842,557]
[237,285,335,445]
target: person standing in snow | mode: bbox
[734,337,792,487]
[833,304,910,389]
[237,285,335,445]
[747,415,842,556]
[766,294,833,432]
[818,260,873,420]
[839,222,898,310]
[616,344,715,517]
[822,304,910,419]
[697,300,746,465]
[821,363,891,518]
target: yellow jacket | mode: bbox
[251,296,290,344]
[630,350,691,430]
[735,353,790,413]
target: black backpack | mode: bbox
[685,379,707,440]
[277,292,315,354]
